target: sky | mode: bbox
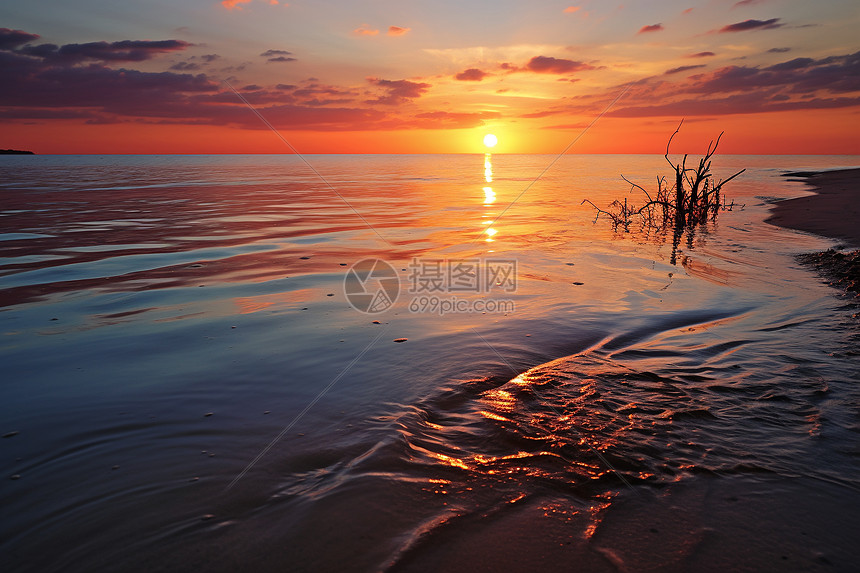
[1,0,858,154]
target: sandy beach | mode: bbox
[766,168,860,248]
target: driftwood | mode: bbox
[583,120,745,233]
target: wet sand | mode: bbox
[766,168,860,248]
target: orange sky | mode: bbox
[1,1,859,154]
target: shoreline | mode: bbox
[767,167,860,297]
[766,167,860,249]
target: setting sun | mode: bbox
[483,134,498,148]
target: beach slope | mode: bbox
[766,168,860,248]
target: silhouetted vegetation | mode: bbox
[0,149,35,155]
[583,120,744,233]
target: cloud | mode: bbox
[412,111,500,128]
[221,0,252,9]
[354,25,379,36]
[564,6,580,13]
[0,28,40,50]
[609,93,860,118]
[260,49,292,57]
[719,18,783,33]
[682,8,694,15]
[686,51,715,58]
[259,49,295,63]
[170,61,200,71]
[679,52,860,95]
[525,55,594,74]
[366,78,431,104]
[520,110,563,118]
[665,64,707,75]
[0,28,461,133]
[768,47,791,53]
[588,50,860,119]
[732,0,765,8]
[387,26,410,36]
[455,68,489,81]
[638,23,664,34]
[221,0,286,9]
[18,39,191,64]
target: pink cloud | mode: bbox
[387,26,410,36]
[525,55,594,74]
[366,78,431,104]
[564,6,580,13]
[455,68,489,81]
[354,24,379,36]
[221,0,252,10]
[638,23,664,34]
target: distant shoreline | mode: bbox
[0,149,35,155]
[766,168,860,249]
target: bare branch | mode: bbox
[665,119,684,168]
[713,168,745,192]
[621,174,653,202]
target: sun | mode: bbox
[483,134,498,148]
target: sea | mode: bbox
[1,154,859,572]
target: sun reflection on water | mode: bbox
[482,153,498,243]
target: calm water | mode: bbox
[1,154,859,571]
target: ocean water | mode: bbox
[1,154,859,571]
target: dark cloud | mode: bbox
[0,28,40,50]
[665,64,706,75]
[0,35,215,119]
[33,39,192,63]
[719,18,783,33]
[609,93,860,117]
[0,28,455,133]
[638,23,664,34]
[686,51,716,58]
[768,47,791,53]
[732,0,765,7]
[366,78,431,104]
[260,49,292,57]
[525,56,594,74]
[455,68,488,81]
[170,61,200,71]
[19,43,59,58]
[688,51,860,94]
[260,49,296,63]
[592,50,860,119]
